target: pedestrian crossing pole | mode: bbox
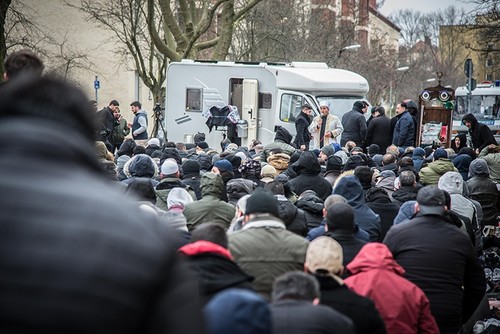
[94,76,100,104]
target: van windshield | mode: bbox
[316,96,366,120]
[454,95,500,121]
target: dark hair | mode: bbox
[265,181,284,195]
[133,145,146,155]
[354,166,373,189]
[191,223,228,249]
[125,178,156,204]
[109,99,119,106]
[3,49,44,80]
[400,101,408,109]
[398,156,414,168]
[130,101,142,109]
[272,271,320,302]
[375,106,385,115]
[0,75,95,140]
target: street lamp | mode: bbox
[389,66,410,116]
[336,44,361,66]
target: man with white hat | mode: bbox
[308,101,343,149]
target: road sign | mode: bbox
[467,78,477,91]
[94,79,100,90]
[464,58,473,78]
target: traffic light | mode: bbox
[464,58,477,91]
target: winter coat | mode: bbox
[295,193,325,230]
[478,145,500,183]
[154,177,196,211]
[384,214,486,334]
[183,173,235,231]
[226,178,256,205]
[288,152,332,201]
[452,153,473,181]
[392,110,415,148]
[341,105,367,147]
[228,216,309,301]
[275,195,308,236]
[412,147,426,172]
[316,275,387,334]
[324,231,367,268]
[461,113,497,151]
[366,115,391,154]
[345,243,439,334]
[334,176,382,242]
[112,117,130,145]
[467,159,500,226]
[391,186,418,206]
[178,241,254,305]
[293,111,311,149]
[309,113,343,149]
[182,173,202,200]
[366,187,400,241]
[0,118,204,333]
[270,300,355,334]
[260,127,296,162]
[419,159,458,186]
[121,154,159,188]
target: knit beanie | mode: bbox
[214,159,233,174]
[245,188,280,218]
[182,160,200,175]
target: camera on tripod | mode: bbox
[153,103,164,120]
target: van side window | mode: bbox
[259,93,272,109]
[186,88,202,112]
[280,93,304,122]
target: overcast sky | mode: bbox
[378,0,478,17]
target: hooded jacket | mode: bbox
[461,113,497,151]
[467,159,499,226]
[183,173,235,231]
[275,195,308,236]
[295,192,325,230]
[226,178,257,206]
[419,158,458,186]
[438,171,477,226]
[452,153,473,181]
[334,176,382,241]
[478,145,500,183]
[288,152,332,201]
[345,243,439,334]
[260,127,296,162]
[122,154,159,188]
[411,147,426,172]
[451,133,467,153]
[178,241,254,305]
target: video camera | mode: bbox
[153,103,165,120]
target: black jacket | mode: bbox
[341,105,367,147]
[462,113,497,151]
[366,187,400,241]
[288,152,332,201]
[182,173,202,200]
[276,196,308,236]
[316,275,387,334]
[295,193,325,230]
[384,213,486,334]
[325,231,367,268]
[391,186,419,206]
[0,119,204,334]
[293,111,311,148]
[366,115,391,154]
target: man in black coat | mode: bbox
[270,271,355,334]
[0,76,204,333]
[462,113,497,155]
[293,104,312,151]
[366,106,392,154]
[384,186,486,334]
[97,99,120,151]
[341,100,368,148]
[288,151,332,201]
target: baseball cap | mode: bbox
[416,186,445,215]
[305,236,344,284]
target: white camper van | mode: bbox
[164,60,369,150]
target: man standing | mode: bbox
[392,102,415,149]
[366,106,391,154]
[462,113,497,155]
[293,104,312,151]
[384,186,486,334]
[340,101,368,148]
[97,99,120,151]
[309,102,343,149]
[111,107,130,153]
[130,100,148,147]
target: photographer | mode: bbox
[97,99,120,151]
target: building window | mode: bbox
[486,74,493,81]
[486,58,493,67]
[185,88,202,112]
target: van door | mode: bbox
[242,79,259,148]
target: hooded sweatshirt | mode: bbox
[345,243,439,334]
[467,158,499,226]
[437,172,476,225]
[333,176,382,241]
[461,113,497,151]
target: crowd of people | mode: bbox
[2,48,500,334]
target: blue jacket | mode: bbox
[392,111,415,148]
